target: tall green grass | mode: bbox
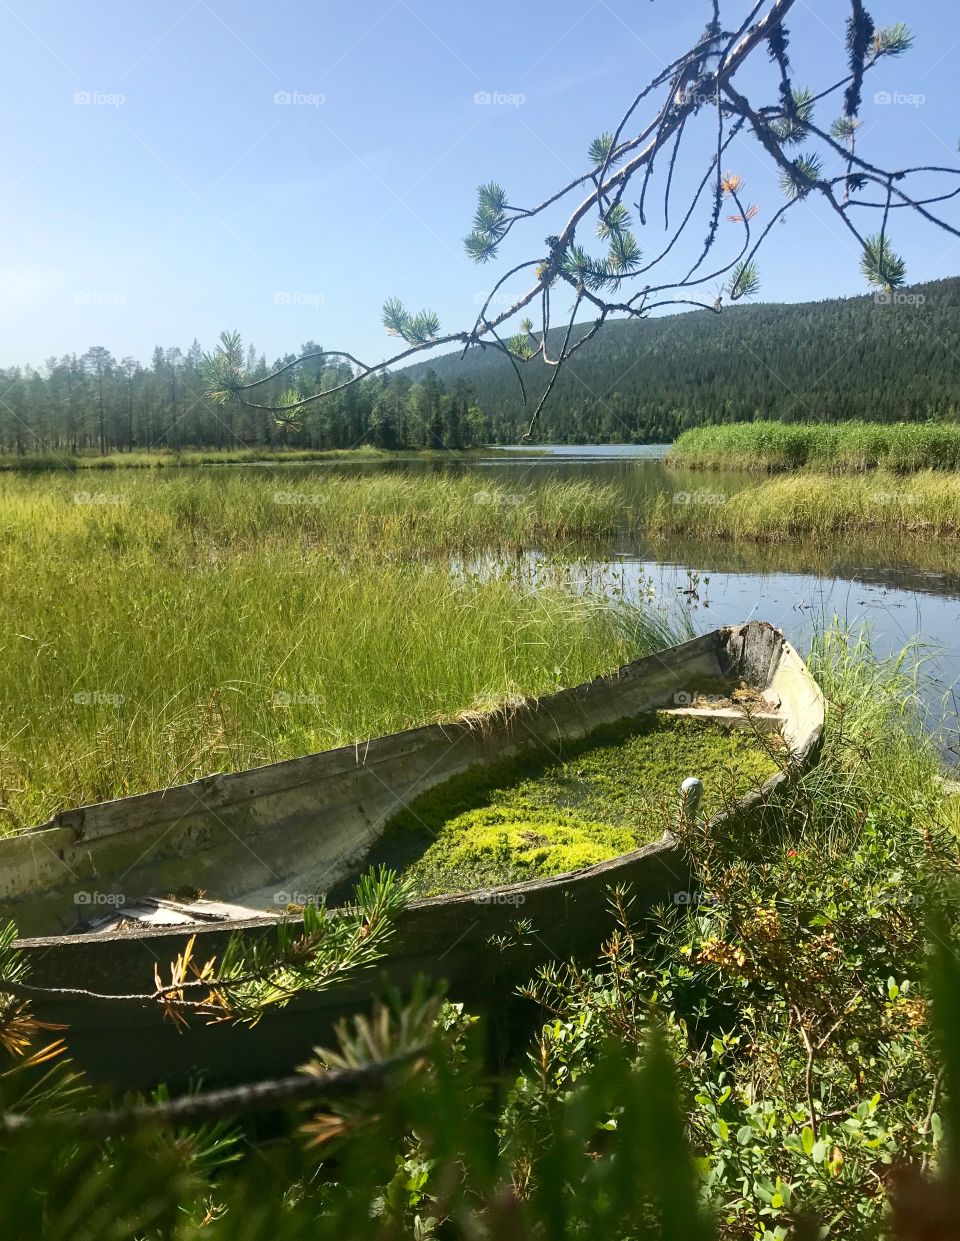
[649,470,960,539]
[0,445,534,471]
[796,625,947,847]
[0,446,394,471]
[0,471,677,831]
[0,470,626,555]
[669,421,960,473]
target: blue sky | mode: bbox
[2,0,958,369]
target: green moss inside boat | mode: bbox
[373,713,783,897]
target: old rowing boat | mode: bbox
[6,621,824,1089]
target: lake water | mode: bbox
[251,443,960,760]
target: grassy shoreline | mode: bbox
[0,445,522,472]
[649,469,960,541]
[0,471,677,831]
[669,421,960,473]
[0,470,627,552]
[3,460,958,829]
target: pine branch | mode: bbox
[200,0,959,430]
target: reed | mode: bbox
[0,471,677,831]
[0,469,630,554]
[669,421,960,473]
[649,470,960,540]
[0,446,393,471]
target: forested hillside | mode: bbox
[407,277,960,442]
[2,277,958,455]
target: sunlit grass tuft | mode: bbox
[783,624,948,853]
[648,470,960,539]
[669,421,960,474]
[0,470,626,555]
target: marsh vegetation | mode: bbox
[649,469,960,540]
[669,420,960,474]
[0,470,674,831]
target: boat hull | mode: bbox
[9,622,824,1089]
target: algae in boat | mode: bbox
[382,713,782,897]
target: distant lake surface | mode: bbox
[493,444,670,461]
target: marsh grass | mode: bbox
[797,625,951,845]
[0,470,625,554]
[648,469,960,540]
[0,446,397,471]
[0,470,677,831]
[699,624,953,862]
[0,445,541,472]
[669,421,960,474]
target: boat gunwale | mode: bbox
[18,627,737,844]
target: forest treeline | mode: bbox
[1,277,958,454]
[0,342,487,454]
